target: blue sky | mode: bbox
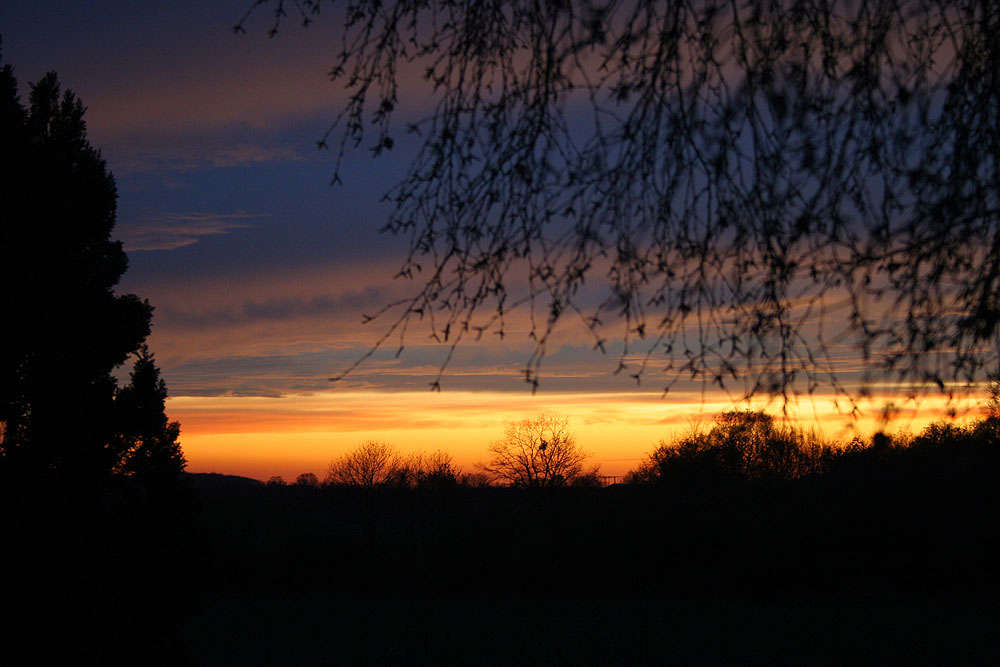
[4,2,429,390]
[3,1,653,393]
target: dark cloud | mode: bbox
[153,285,392,330]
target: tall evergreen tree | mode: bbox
[0,60,167,490]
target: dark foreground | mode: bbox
[187,595,998,665]
[3,467,999,664]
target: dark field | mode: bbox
[176,469,999,664]
[186,595,999,665]
[4,458,999,664]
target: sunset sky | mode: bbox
[1,1,979,480]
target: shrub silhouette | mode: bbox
[295,472,320,487]
[410,449,460,489]
[631,400,1000,493]
[568,465,605,488]
[631,411,818,486]
[326,443,461,489]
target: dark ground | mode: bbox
[184,595,999,665]
[3,468,997,664]
[174,472,999,665]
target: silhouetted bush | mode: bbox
[457,471,492,488]
[410,450,460,490]
[628,408,1000,500]
[568,466,605,488]
[628,411,828,487]
[295,472,319,487]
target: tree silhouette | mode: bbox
[295,471,320,486]
[480,414,591,487]
[985,374,1000,418]
[0,61,179,491]
[704,410,811,480]
[408,448,460,489]
[0,63,195,660]
[630,410,816,484]
[239,0,1000,404]
[325,441,462,488]
[326,439,406,487]
[111,345,186,488]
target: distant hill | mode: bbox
[184,472,264,496]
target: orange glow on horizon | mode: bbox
[169,389,987,482]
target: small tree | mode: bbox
[294,472,319,487]
[111,345,185,488]
[325,440,404,488]
[408,449,460,489]
[480,415,591,487]
[704,411,807,481]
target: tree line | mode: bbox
[265,393,1000,492]
[266,414,600,490]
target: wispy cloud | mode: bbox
[111,141,307,176]
[118,211,265,251]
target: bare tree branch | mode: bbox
[240,0,1000,407]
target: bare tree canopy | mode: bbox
[326,439,405,487]
[481,414,591,486]
[326,440,460,487]
[238,1,1000,408]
